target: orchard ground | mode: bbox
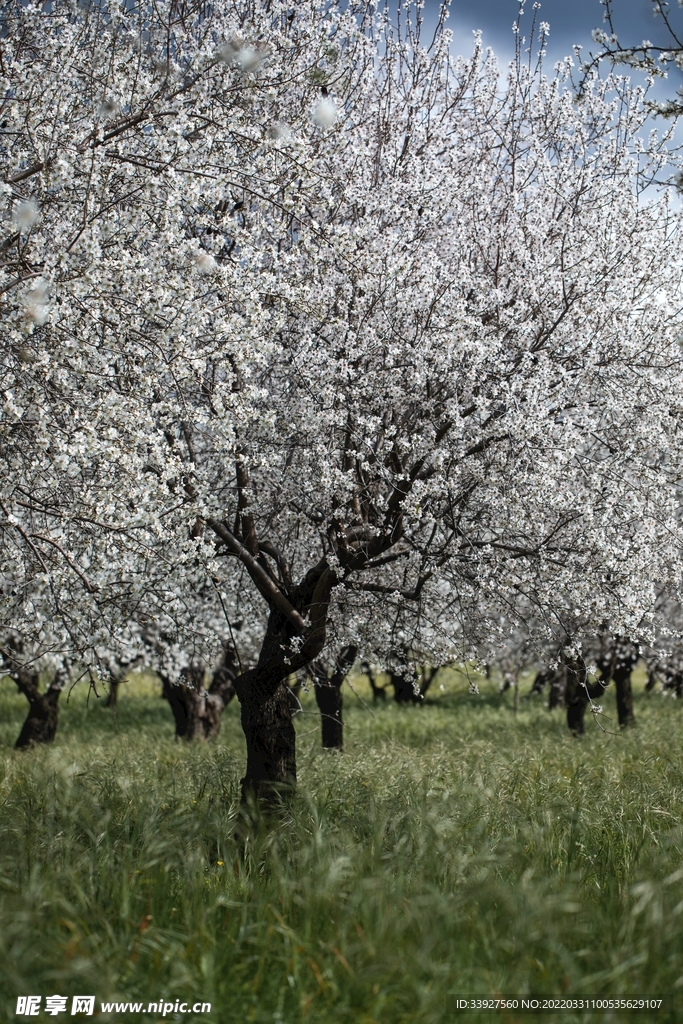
[1,670,683,1024]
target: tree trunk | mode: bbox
[362,661,387,702]
[548,668,566,710]
[161,648,237,742]
[312,645,356,750]
[15,686,61,748]
[418,665,437,699]
[233,560,336,804]
[598,637,637,727]
[529,667,551,696]
[11,664,68,749]
[161,673,189,737]
[564,655,605,735]
[105,676,120,708]
[238,673,296,802]
[315,681,344,748]
[614,666,636,728]
[391,671,418,703]
[565,657,588,734]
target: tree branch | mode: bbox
[207,518,306,632]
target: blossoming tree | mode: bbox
[2,0,683,797]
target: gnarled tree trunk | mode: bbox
[232,560,335,804]
[15,683,62,747]
[9,663,68,749]
[237,670,296,800]
[161,647,237,742]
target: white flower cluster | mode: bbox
[0,0,682,687]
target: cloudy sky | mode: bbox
[421,0,683,96]
[446,0,669,56]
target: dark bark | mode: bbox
[161,673,189,737]
[236,669,296,802]
[312,644,357,750]
[598,637,637,727]
[369,660,437,705]
[362,661,387,702]
[9,663,68,749]
[418,665,438,699]
[614,666,636,728]
[235,561,335,804]
[15,684,62,748]
[314,681,343,748]
[161,647,237,742]
[613,642,637,727]
[529,667,552,696]
[548,667,566,710]
[105,676,120,708]
[391,671,419,703]
[565,656,588,734]
[564,655,604,735]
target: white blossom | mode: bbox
[11,200,39,229]
[312,98,338,128]
[195,252,218,274]
[235,47,261,73]
[0,0,681,705]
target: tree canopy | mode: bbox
[2,0,683,790]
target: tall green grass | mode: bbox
[1,671,683,1022]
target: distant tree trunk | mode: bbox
[391,670,417,704]
[11,664,68,749]
[611,642,637,727]
[105,675,120,708]
[286,677,302,714]
[313,644,357,750]
[381,662,437,705]
[315,680,344,748]
[161,647,237,742]
[614,665,636,728]
[565,655,588,734]
[548,667,566,710]
[598,636,637,728]
[645,669,658,692]
[362,661,387,702]
[161,673,189,737]
[565,654,606,735]
[418,665,438,699]
[529,667,552,697]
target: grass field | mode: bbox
[1,668,683,1023]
